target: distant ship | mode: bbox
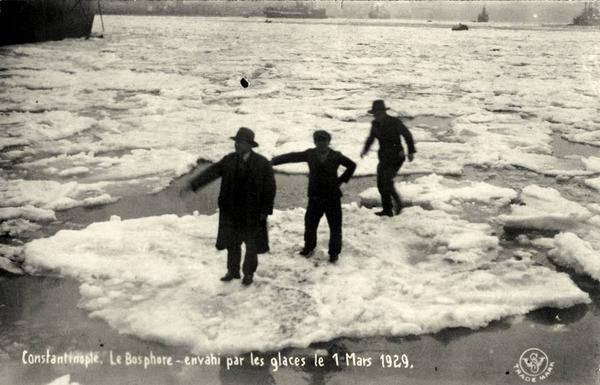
[368,4,390,19]
[572,1,600,26]
[477,6,489,22]
[264,2,327,19]
[0,0,95,46]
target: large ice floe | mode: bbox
[498,185,593,231]
[499,185,600,283]
[24,205,589,354]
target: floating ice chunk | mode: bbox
[0,245,24,274]
[0,219,42,236]
[7,111,96,141]
[549,232,600,282]
[585,177,600,192]
[582,156,600,172]
[0,137,29,150]
[23,206,589,354]
[0,205,56,222]
[360,174,517,211]
[563,130,600,147]
[531,238,555,249]
[58,166,90,177]
[498,185,592,231]
[1,179,117,212]
[18,149,197,185]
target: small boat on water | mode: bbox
[572,1,600,26]
[0,0,96,46]
[477,6,489,22]
[451,23,469,31]
[264,2,327,19]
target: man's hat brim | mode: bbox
[368,107,390,114]
[230,136,259,147]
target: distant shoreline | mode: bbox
[98,0,591,24]
[95,13,600,33]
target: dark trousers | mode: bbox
[304,197,342,257]
[377,158,404,212]
[227,228,258,277]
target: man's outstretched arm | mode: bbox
[184,159,223,194]
[271,150,308,166]
[361,125,376,158]
[399,121,416,161]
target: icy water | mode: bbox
[1,15,600,385]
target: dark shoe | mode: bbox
[299,248,314,258]
[393,205,403,215]
[375,210,393,217]
[220,272,240,282]
[329,254,338,263]
[242,275,253,286]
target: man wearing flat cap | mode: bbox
[361,100,416,217]
[272,130,356,263]
[182,127,276,286]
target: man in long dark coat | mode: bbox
[272,130,356,263]
[361,100,416,217]
[182,127,276,286]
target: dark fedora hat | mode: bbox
[368,99,390,114]
[230,127,258,147]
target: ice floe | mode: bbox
[23,205,589,354]
[498,185,592,231]
[549,232,600,282]
[360,174,517,212]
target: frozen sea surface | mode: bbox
[1,16,599,218]
[1,16,600,360]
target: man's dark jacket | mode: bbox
[188,151,276,254]
[272,149,356,199]
[363,115,416,163]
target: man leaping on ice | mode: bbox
[361,100,416,217]
[181,127,276,286]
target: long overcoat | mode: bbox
[189,151,276,253]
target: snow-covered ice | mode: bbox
[549,232,600,282]
[2,16,599,216]
[360,174,518,212]
[24,205,589,353]
[498,185,592,231]
[497,185,600,282]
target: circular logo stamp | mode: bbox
[514,348,554,382]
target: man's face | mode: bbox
[235,140,252,154]
[373,110,386,121]
[314,138,330,152]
